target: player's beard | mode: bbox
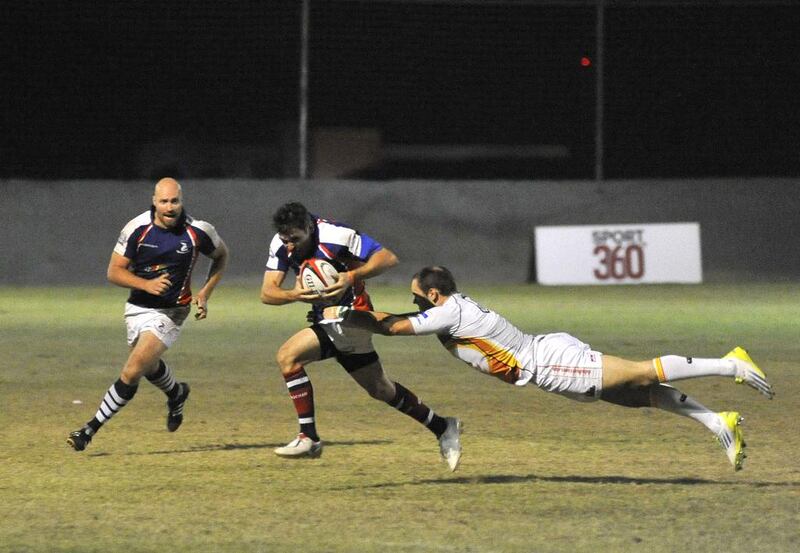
[159,210,181,228]
[413,294,435,312]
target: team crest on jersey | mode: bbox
[177,241,190,254]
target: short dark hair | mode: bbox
[273,202,310,234]
[413,266,458,295]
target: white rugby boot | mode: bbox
[438,417,463,472]
[274,433,323,458]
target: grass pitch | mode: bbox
[1,282,799,552]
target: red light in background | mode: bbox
[581,56,591,67]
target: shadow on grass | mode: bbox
[87,439,393,457]
[333,473,800,490]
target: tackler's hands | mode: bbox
[320,305,350,325]
[143,273,171,296]
[321,306,340,320]
[321,271,354,302]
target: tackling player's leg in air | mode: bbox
[597,346,772,470]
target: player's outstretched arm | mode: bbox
[107,252,170,296]
[260,270,320,305]
[322,306,415,336]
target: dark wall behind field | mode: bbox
[4,2,799,180]
[1,179,797,286]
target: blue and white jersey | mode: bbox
[265,215,383,320]
[114,208,222,308]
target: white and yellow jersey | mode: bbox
[409,294,537,386]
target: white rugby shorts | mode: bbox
[124,302,190,348]
[318,321,376,355]
[532,332,603,402]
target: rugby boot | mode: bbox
[724,347,774,399]
[167,382,191,432]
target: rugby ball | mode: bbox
[300,258,339,295]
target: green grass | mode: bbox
[1,283,799,552]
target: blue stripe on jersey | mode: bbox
[313,215,383,261]
[353,232,382,260]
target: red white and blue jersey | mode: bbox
[114,208,222,309]
[265,215,383,321]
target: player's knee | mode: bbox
[275,347,301,374]
[625,360,658,387]
[121,360,150,384]
[601,384,651,408]
[640,368,660,387]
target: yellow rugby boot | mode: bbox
[724,347,774,399]
[716,411,746,471]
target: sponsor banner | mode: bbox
[535,223,702,285]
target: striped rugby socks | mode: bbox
[84,378,138,435]
[389,382,448,438]
[146,359,180,399]
[283,367,318,441]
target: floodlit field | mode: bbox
[1,282,798,552]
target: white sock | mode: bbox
[654,355,736,383]
[649,384,722,434]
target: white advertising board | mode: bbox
[535,223,702,285]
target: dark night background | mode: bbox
[2,0,799,180]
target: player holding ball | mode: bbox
[260,202,462,470]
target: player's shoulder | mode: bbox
[186,215,218,235]
[266,233,290,265]
[444,294,467,314]
[452,293,494,317]
[427,296,463,320]
[115,211,151,252]
[186,215,223,247]
[409,299,460,334]
[268,232,286,251]
[120,210,152,234]
[447,294,477,327]
[316,218,357,243]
